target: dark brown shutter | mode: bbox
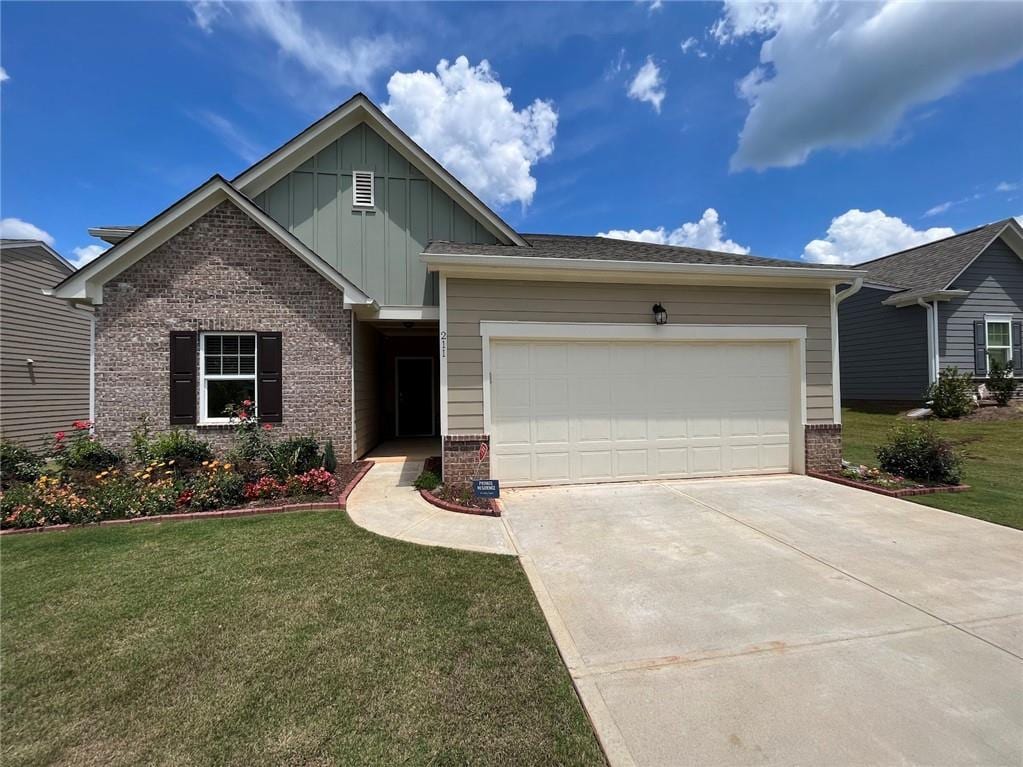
[973,320,987,376]
[169,331,198,425]
[1013,321,1022,375]
[257,332,283,423]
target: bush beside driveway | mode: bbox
[1,511,605,767]
[841,404,1023,530]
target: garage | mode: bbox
[488,334,800,486]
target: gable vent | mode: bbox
[353,170,375,208]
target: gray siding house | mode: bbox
[839,219,1023,402]
[1,240,93,449]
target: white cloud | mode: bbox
[680,37,707,58]
[802,209,954,265]
[190,0,226,33]
[382,56,557,208]
[71,244,109,266]
[0,66,9,82]
[923,201,953,218]
[712,1,1023,171]
[190,110,264,163]
[646,0,664,12]
[996,181,1019,193]
[194,0,397,91]
[598,208,750,254]
[0,217,54,245]
[627,56,666,113]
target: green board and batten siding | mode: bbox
[254,123,498,307]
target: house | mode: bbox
[51,93,865,487]
[839,219,1023,403]
[1,240,93,450]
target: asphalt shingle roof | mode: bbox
[424,233,849,270]
[856,219,1015,292]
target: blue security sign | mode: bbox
[473,479,500,499]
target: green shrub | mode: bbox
[147,430,213,467]
[876,424,963,485]
[926,367,975,419]
[986,358,1017,406]
[269,437,321,478]
[188,463,245,511]
[1,441,41,487]
[321,440,337,473]
[413,469,441,491]
[59,436,121,472]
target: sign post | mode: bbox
[472,442,498,498]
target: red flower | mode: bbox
[54,431,66,441]
[243,399,252,407]
[72,420,89,431]
[239,411,248,420]
[262,423,273,431]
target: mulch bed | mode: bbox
[809,470,970,498]
[0,461,373,536]
[958,403,1023,423]
[419,485,500,517]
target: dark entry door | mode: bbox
[396,357,435,437]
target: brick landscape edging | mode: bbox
[418,488,500,517]
[0,461,374,537]
[808,470,970,498]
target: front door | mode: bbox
[395,357,435,437]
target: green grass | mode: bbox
[842,404,1023,529]
[1,512,605,767]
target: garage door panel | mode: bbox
[490,339,794,485]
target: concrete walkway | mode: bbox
[346,459,514,555]
[501,475,1023,767]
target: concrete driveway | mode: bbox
[500,475,1023,767]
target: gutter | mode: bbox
[831,278,863,425]
[917,298,940,385]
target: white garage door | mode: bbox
[490,340,795,486]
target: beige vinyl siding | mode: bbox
[1,247,91,450]
[352,316,380,458]
[444,279,834,433]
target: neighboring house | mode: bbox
[1,240,92,450]
[52,93,864,487]
[839,219,1023,403]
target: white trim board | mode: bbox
[439,274,449,435]
[478,322,809,476]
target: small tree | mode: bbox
[986,357,1017,406]
[926,367,974,419]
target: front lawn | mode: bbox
[842,404,1023,530]
[1,512,605,766]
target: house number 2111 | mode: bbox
[440,330,447,359]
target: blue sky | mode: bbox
[2,1,1022,266]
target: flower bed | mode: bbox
[413,456,499,516]
[1,408,368,533]
[810,464,970,498]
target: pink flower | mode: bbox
[54,431,66,441]
[262,423,273,431]
[239,411,248,420]
[243,399,252,407]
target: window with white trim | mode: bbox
[200,333,257,423]
[985,315,1012,368]
[353,170,374,208]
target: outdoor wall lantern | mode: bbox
[652,303,668,325]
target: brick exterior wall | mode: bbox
[443,434,490,486]
[94,200,353,457]
[804,424,842,473]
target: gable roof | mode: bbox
[231,93,527,248]
[856,218,1023,295]
[1,239,76,272]
[426,233,852,270]
[51,175,375,307]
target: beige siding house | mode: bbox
[52,93,865,487]
[1,240,92,450]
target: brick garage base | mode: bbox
[443,435,490,486]
[805,424,842,473]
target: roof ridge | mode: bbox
[854,218,1006,267]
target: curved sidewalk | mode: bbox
[347,459,515,555]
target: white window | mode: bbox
[200,333,257,423]
[985,315,1013,369]
[353,170,374,208]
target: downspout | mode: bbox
[916,298,938,385]
[831,278,862,426]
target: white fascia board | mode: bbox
[87,227,136,245]
[480,321,807,342]
[372,306,440,321]
[882,289,969,307]
[232,96,525,248]
[53,177,375,307]
[424,252,865,284]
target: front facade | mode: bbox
[1,240,92,450]
[54,93,862,486]
[839,221,1023,403]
